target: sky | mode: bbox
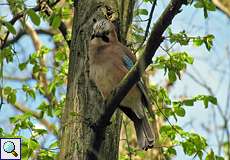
[0,0,230,159]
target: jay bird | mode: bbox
[89,19,155,150]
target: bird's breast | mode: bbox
[90,60,121,97]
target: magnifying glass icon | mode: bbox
[3,141,18,157]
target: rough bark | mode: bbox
[59,0,135,160]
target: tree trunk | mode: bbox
[59,0,135,159]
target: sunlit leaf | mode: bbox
[51,16,61,29]
[4,22,16,35]
[27,9,40,26]
[135,8,148,16]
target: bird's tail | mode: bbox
[134,117,155,150]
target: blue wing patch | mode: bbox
[123,55,134,70]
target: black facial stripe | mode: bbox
[102,36,109,42]
[92,20,110,41]
[91,35,95,40]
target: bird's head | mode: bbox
[91,19,118,43]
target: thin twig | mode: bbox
[123,120,132,160]
[5,29,55,47]
[186,72,225,118]
[2,95,57,134]
[134,0,157,54]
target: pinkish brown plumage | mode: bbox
[89,19,155,150]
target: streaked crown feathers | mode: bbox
[93,19,114,35]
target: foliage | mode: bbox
[193,0,216,18]
[0,0,70,159]
[154,52,194,82]
[149,85,220,159]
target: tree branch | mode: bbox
[44,2,71,47]
[5,29,55,47]
[23,22,58,107]
[0,0,68,49]
[0,5,41,49]
[134,0,157,54]
[86,0,188,159]
[3,76,32,81]
[2,95,56,134]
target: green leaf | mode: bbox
[28,90,36,99]
[33,128,48,135]
[7,92,16,104]
[49,141,58,149]
[51,16,61,29]
[197,151,203,160]
[203,98,209,108]
[208,96,217,105]
[206,2,216,11]
[4,22,16,35]
[205,149,215,160]
[183,99,194,106]
[164,108,174,117]
[160,125,177,140]
[135,9,148,16]
[194,1,204,8]
[48,81,56,94]
[22,85,36,99]
[182,141,196,156]
[37,101,47,109]
[19,62,27,70]
[168,70,177,82]
[193,38,203,46]
[215,156,225,160]
[4,87,17,104]
[185,56,194,64]
[133,33,144,42]
[2,47,14,63]
[160,125,171,134]
[55,50,66,62]
[194,95,217,108]
[4,86,12,95]
[32,64,40,73]
[174,106,185,117]
[204,34,215,51]
[38,46,51,57]
[143,0,154,3]
[194,0,216,18]
[168,147,177,156]
[27,9,40,26]
[168,30,189,46]
[28,139,39,150]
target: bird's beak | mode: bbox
[91,32,104,40]
[91,31,109,42]
[91,34,95,40]
[91,32,106,39]
[94,32,104,37]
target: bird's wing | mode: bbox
[120,45,155,118]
